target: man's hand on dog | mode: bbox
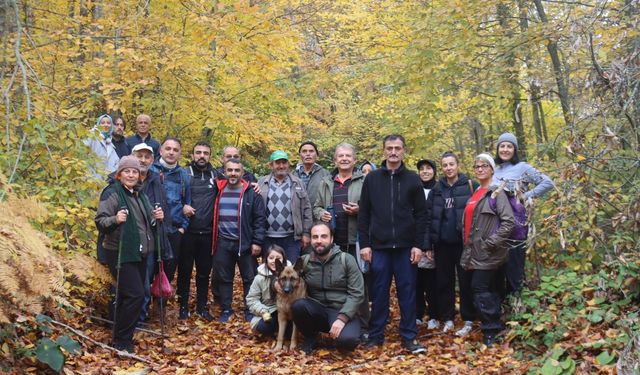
[329,319,345,338]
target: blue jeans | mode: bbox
[368,247,417,342]
[263,235,301,263]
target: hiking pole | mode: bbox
[155,205,166,346]
[112,206,127,345]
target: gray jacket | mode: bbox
[295,163,330,207]
[257,173,312,240]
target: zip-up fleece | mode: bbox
[186,162,217,234]
[211,179,266,256]
[357,161,428,250]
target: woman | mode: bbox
[460,153,515,346]
[84,114,120,178]
[95,156,163,352]
[359,160,376,176]
[493,133,554,297]
[246,245,290,337]
[425,152,476,336]
[415,159,438,328]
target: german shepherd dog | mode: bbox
[274,258,306,351]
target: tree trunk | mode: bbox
[533,0,573,129]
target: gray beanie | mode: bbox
[116,155,141,175]
[475,153,496,171]
[497,132,518,149]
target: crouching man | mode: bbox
[292,222,364,354]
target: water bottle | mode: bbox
[326,206,336,230]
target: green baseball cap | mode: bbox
[269,150,289,162]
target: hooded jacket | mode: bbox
[301,245,364,322]
[313,169,365,245]
[211,178,266,255]
[357,161,428,250]
[460,187,515,270]
[186,162,217,234]
[425,173,477,249]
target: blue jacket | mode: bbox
[151,162,191,232]
[212,179,266,255]
[125,133,161,157]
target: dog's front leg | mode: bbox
[274,315,287,351]
[289,323,297,350]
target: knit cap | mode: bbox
[497,132,518,149]
[475,153,496,171]
[116,155,141,175]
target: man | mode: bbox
[151,138,191,285]
[212,158,266,322]
[313,143,369,337]
[112,116,131,158]
[358,134,428,354]
[177,141,217,320]
[212,146,257,182]
[125,114,161,156]
[257,150,312,262]
[130,143,173,322]
[295,141,329,206]
[292,222,365,354]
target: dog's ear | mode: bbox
[293,257,305,274]
[274,258,284,275]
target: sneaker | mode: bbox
[483,334,497,347]
[455,321,473,337]
[197,309,214,322]
[426,319,440,330]
[301,335,319,354]
[244,311,254,322]
[442,320,454,333]
[179,306,189,320]
[401,339,426,354]
[219,310,232,323]
[363,336,383,349]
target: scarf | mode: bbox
[115,182,153,265]
[159,158,177,170]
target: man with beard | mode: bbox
[211,158,265,322]
[358,134,428,354]
[177,141,217,320]
[111,116,131,158]
[291,222,364,354]
[130,143,172,322]
[257,150,312,263]
[213,146,257,183]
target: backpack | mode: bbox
[488,191,528,240]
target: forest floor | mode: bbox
[51,277,533,375]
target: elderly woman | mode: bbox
[84,114,120,178]
[460,153,515,346]
[95,155,163,353]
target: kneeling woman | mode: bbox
[246,245,290,336]
[460,153,515,346]
[95,156,163,352]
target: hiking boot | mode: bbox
[179,305,189,320]
[455,321,473,337]
[113,341,134,353]
[219,310,232,323]
[426,319,440,330]
[362,336,383,349]
[401,339,426,354]
[483,334,497,347]
[197,309,214,322]
[442,320,454,333]
[301,335,319,354]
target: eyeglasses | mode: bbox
[473,164,491,170]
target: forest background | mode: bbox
[0,0,639,373]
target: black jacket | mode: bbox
[186,162,217,234]
[425,174,477,248]
[112,137,130,158]
[357,161,427,250]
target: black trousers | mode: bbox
[291,298,360,352]
[341,243,370,332]
[416,268,438,320]
[471,270,504,335]
[177,232,213,309]
[213,237,257,312]
[105,251,146,347]
[165,231,183,282]
[435,242,475,321]
[497,240,527,299]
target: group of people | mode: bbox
[90,113,553,355]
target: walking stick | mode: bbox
[155,217,166,344]
[112,206,127,344]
